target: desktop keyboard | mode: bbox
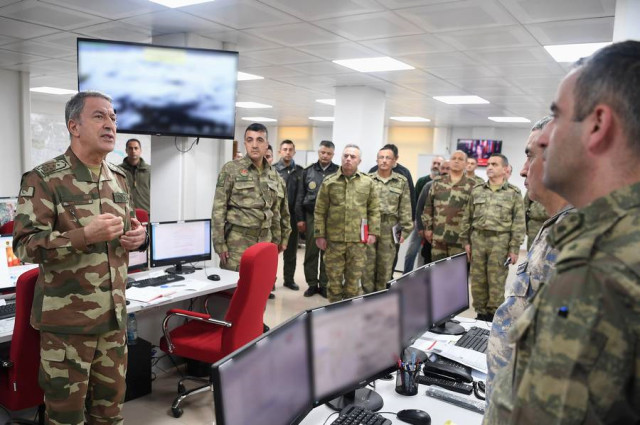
[416,374,473,395]
[455,326,490,354]
[0,303,16,320]
[332,404,391,425]
[132,274,185,288]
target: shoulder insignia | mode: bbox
[107,162,127,177]
[508,183,522,193]
[217,173,226,187]
[19,186,34,198]
[34,158,69,177]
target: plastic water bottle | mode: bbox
[127,313,138,345]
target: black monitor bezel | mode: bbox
[307,290,402,407]
[149,219,212,269]
[211,312,313,425]
[430,253,470,328]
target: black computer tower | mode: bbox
[125,338,152,402]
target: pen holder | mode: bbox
[395,363,419,396]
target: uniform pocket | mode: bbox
[232,180,257,207]
[39,333,70,399]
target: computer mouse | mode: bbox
[208,274,220,281]
[397,409,431,425]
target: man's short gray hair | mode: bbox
[531,116,552,132]
[344,143,360,152]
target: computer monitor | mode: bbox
[389,264,433,347]
[128,223,149,273]
[211,313,312,425]
[0,197,17,225]
[310,290,401,411]
[429,253,469,335]
[0,235,38,293]
[149,219,211,274]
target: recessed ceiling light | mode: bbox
[488,116,531,123]
[241,117,277,122]
[237,72,264,81]
[390,116,431,122]
[236,102,272,109]
[309,117,334,122]
[148,0,214,8]
[433,95,490,105]
[30,87,78,95]
[544,42,611,63]
[316,99,336,106]
[333,57,414,73]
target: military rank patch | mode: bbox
[308,181,317,190]
[113,192,129,203]
[217,173,226,187]
[240,169,249,176]
[19,186,34,198]
[35,159,69,176]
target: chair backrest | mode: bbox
[221,242,278,354]
[0,220,14,235]
[0,267,43,410]
[135,208,149,224]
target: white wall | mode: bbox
[0,69,25,197]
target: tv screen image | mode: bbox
[77,38,238,139]
[457,139,502,166]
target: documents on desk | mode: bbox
[126,278,212,303]
[411,338,488,374]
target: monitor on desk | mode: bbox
[212,312,312,425]
[429,253,469,335]
[310,290,401,412]
[390,264,433,347]
[149,219,211,274]
[128,224,149,273]
[0,235,37,293]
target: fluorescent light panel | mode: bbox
[433,95,489,105]
[333,57,414,73]
[390,116,430,122]
[309,116,334,122]
[236,102,272,109]
[316,99,336,106]
[544,42,611,63]
[488,116,530,123]
[148,0,214,8]
[237,72,264,81]
[241,117,277,122]
[30,87,78,95]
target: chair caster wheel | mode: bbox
[178,383,186,394]
[171,407,183,418]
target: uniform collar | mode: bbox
[66,147,113,183]
[275,159,296,172]
[122,157,149,170]
[483,179,509,190]
[336,167,361,179]
[239,154,269,171]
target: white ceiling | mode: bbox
[0,0,616,128]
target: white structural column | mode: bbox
[332,86,386,172]
[613,0,640,41]
[433,127,450,157]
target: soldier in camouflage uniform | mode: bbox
[13,92,147,425]
[460,153,525,321]
[485,116,574,402]
[212,123,288,272]
[422,150,475,262]
[485,41,640,424]
[314,144,380,303]
[465,156,485,186]
[523,194,548,251]
[363,147,413,293]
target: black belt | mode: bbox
[229,225,269,238]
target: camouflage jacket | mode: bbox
[422,174,475,245]
[368,171,413,240]
[314,168,380,242]
[485,204,574,403]
[524,193,548,251]
[13,148,134,334]
[468,174,485,186]
[212,156,286,253]
[460,180,525,254]
[276,176,292,243]
[485,181,640,424]
[120,157,151,213]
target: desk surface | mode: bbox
[0,265,239,343]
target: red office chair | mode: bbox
[159,242,278,418]
[134,208,149,225]
[0,221,14,235]
[0,268,44,425]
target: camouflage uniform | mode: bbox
[468,174,485,186]
[212,155,287,272]
[484,181,640,424]
[524,193,548,251]
[13,148,134,425]
[274,159,302,286]
[119,157,151,213]
[485,205,574,402]
[314,168,380,302]
[363,171,412,293]
[460,181,525,316]
[422,174,475,261]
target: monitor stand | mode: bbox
[326,387,383,412]
[165,263,196,275]
[430,320,465,335]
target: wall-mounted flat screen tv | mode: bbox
[456,139,502,166]
[77,38,238,139]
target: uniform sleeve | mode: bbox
[509,193,526,254]
[270,176,284,245]
[13,171,89,264]
[422,181,435,232]
[405,172,417,221]
[277,179,291,244]
[367,180,381,237]
[416,183,430,232]
[459,191,474,245]
[211,166,232,254]
[314,181,329,238]
[399,180,414,240]
[294,168,306,222]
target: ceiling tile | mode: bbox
[258,0,383,20]
[498,0,615,24]
[314,11,423,41]
[29,31,83,51]
[246,23,346,46]
[487,62,565,78]
[238,64,305,78]
[179,0,299,30]
[399,51,477,69]
[121,10,232,36]
[376,0,460,8]
[285,61,355,76]
[39,0,164,20]
[0,16,59,39]
[464,46,555,66]
[437,25,539,50]
[428,65,498,80]
[0,48,47,66]
[526,17,614,45]
[202,30,282,51]
[1,39,75,59]
[0,0,108,31]
[75,22,152,43]
[296,41,379,60]
[361,34,455,56]
[241,48,323,65]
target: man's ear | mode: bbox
[67,119,80,138]
[586,104,614,154]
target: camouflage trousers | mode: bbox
[431,240,465,262]
[470,231,510,315]
[304,212,328,288]
[363,221,396,294]
[39,329,127,425]
[324,241,367,303]
[222,226,272,272]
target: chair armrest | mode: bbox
[162,309,232,353]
